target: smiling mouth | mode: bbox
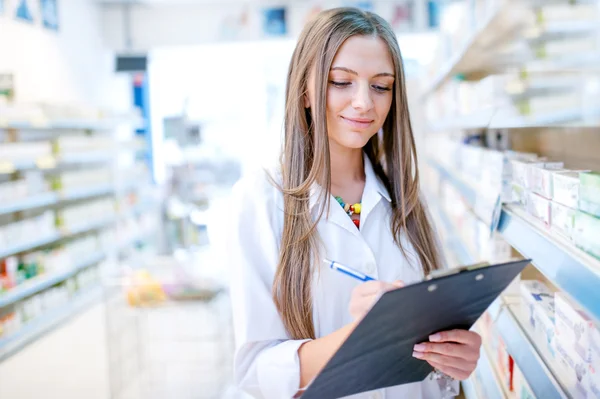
[340,116,374,128]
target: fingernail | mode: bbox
[429,333,441,342]
[413,344,426,352]
[412,351,424,359]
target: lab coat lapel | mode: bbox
[361,156,391,227]
[310,184,360,237]
[326,197,361,237]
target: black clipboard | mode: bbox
[302,259,529,399]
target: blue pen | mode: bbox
[324,259,376,282]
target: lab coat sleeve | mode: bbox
[226,171,312,399]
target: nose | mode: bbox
[352,82,374,112]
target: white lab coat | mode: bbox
[226,156,458,399]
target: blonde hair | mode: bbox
[274,7,441,340]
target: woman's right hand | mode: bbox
[349,280,404,321]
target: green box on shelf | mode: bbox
[573,211,600,260]
[579,172,600,217]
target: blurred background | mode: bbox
[1,0,599,398]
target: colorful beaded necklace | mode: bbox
[334,196,361,228]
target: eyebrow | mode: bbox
[330,66,395,78]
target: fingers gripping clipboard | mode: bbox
[301,259,529,399]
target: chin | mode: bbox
[334,129,377,149]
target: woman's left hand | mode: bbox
[412,329,482,380]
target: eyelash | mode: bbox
[329,81,391,93]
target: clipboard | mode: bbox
[302,258,530,399]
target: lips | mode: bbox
[341,116,374,129]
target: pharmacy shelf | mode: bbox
[0,233,62,259]
[428,196,476,266]
[427,159,477,204]
[431,192,567,398]
[0,192,58,216]
[421,3,530,98]
[495,303,567,398]
[498,206,600,323]
[0,154,113,174]
[525,20,600,39]
[57,152,114,165]
[428,107,600,131]
[0,285,103,361]
[60,217,116,236]
[0,251,106,309]
[0,185,115,216]
[520,53,600,74]
[489,107,600,129]
[1,218,115,259]
[429,158,600,323]
[59,184,114,201]
[428,109,495,132]
[0,119,135,131]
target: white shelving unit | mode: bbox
[421,1,532,98]
[422,0,600,397]
[0,112,156,360]
[0,285,103,360]
[430,192,569,398]
[428,159,600,323]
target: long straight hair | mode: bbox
[274,7,441,340]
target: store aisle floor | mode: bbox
[0,303,110,399]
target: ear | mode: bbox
[304,92,311,109]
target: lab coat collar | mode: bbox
[309,154,391,211]
[364,155,391,203]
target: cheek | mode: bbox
[326,89,350,117]
[376,95,393,119]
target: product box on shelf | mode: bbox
[0,211,56,248]
[57,198,115,231]
[551,201,576,240]
[520,280,556,358]
[459,145,484,182]
[51,168,112,192]
[0,257,18,292]
[555,338,591,399]
[591,327,600,398]
[554,171,582,209]
[592,326,600,371]
[533,37,598,63]
[579,172,600,217]
[528,162,564,194]
[511,183,527,206]
[573,211,600,260]
[555,292,594,364]
[527,192,551,226]
[0,142,53,163]
[511,159,538,189]
[54,136,114,154]
[536,3,600,22]
[513,363,536,399]
[496,337,515,394]
[530,164,565,199]
[0,309,20,338]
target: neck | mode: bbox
[328,140,365,188]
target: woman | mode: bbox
[227,7,482,399]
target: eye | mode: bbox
[329,81,351,88]
[372,85,391,93]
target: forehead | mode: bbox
[331,35,394,73]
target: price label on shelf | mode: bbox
[0,161,16,174]
[36,155,57,170]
